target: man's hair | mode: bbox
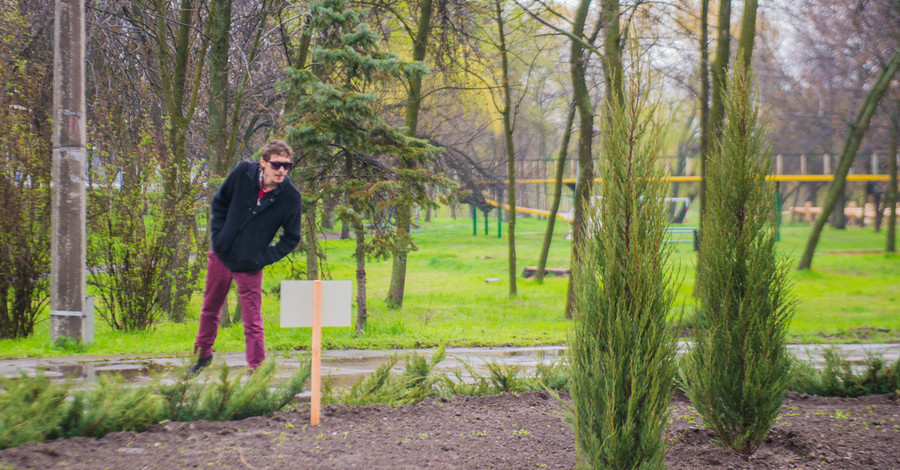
[261,140,293,161]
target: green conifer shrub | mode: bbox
[328,347,446,406]
[0,373,162,448]
[321,347,566,403]
[327,356,399,406]
[432,354,568,398]
[0,359,311,450]
[681,63,795,455]
[0,374,71,449]
[789,349,900,397]
[55,375,162,439]
[569,65,680,469]
[159,359,311,422]
[532,352,570,391]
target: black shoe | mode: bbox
[190,354,213,375]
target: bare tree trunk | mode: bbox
[798,49,900,269]
[564,0,594,318]
[708,0,731,145]
[285,16,318,279]
[224,1,270,165]
[207,0,232,328]
[536,101,576,283]
[698,0,711,221]
[695,0,729,296]
[669,114,696,222]
[207,0,231,178]
[494,0,517,297]
[324,195,341,229]
[340,214,351,239]
[282,4,315,281]
[887,94,899,253]
[282,13,312,116]
[354,220,367,334]
[736,0,757,74]
[388,0,434,308]
[832,191,847,229]
[305,199,319,279]
[602,0,623,108]
[152,0,209,322]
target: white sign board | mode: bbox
[280,280,352,327]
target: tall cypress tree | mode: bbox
[682,62,795,456]
[281,0,450,333]
[570,60,678,469]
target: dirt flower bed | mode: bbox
[1,390,898,469]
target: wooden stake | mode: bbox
[311,280,322,425]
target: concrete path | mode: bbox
[1,343,898,388]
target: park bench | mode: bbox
[521,267,571,278]
[789,202,822,223]
[789,201,900,225]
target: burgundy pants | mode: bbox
[193,252,265,368]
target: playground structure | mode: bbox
[459,152,898,232]
[477,197,697,250]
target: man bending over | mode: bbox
[191,140,301,373]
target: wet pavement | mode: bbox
[1,343,898,388]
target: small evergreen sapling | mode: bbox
[681,63,795,455]
[159,358,312,422]
[0,374,71,449]
[569,62,680,469]
[0,359,311,450]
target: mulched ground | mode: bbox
[1,390,898,469]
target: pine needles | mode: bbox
[681,63,795,456]
[0,374,71,448]
[63,376,162,438]
[569,61,680,469]
[328,347,446,406]
[789,349,900,397]
[0,358,311,450]
[0,349,573,451]
[323,346,569,405]
[159,358,311,422]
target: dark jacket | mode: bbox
[210,161,302,272]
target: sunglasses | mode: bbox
[268,161,293,171]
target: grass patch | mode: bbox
[0,214,898,358]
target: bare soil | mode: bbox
[1,391,898,469]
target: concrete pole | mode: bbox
[51,0,92,344]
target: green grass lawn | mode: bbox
[1,209,898,358]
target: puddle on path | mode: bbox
[21,361,171,383]
[2,344,896,386]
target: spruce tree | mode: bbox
[682,63,795,455]
[281,0,451,332]
[570,62,679,469]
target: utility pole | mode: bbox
[50,0,92,344]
